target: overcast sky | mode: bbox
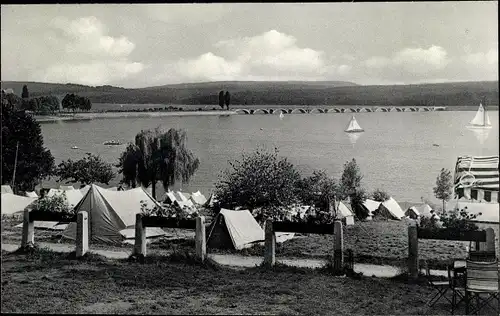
[1,3,498,88]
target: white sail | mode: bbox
[469,103,491,127]
[279,112,284,119]
[345,116,364,132]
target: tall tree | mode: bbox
[339,158,368,219]
[433,168,453,213]
[224,91,231,110]
[214,148,301,221]
[1,105,55,192]
[296,170,340,216]
[116,127,200,199]
[218,90,225,109]
[21,85,29,99]
[62,93,77,112]
[55,153,115,187]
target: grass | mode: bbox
[4,247,490,315]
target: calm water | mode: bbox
[40,111,499,204]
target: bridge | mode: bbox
[232,106,446,115]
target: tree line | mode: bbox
[1,84,92,114]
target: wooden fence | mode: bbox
[21,209,88,257]
[407,224,496,279]
[264,220,344,273]
[133,214,206,262]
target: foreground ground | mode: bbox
[4,219,496,270]
[3,248,493,315]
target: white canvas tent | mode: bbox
[190,191,208,206]
[207,209,265,250]
[15,221,68,231]
[1,185,14,194]
[361,199,381,220]
[1,193,37,216]
[46,188,84,209]
[25,191,38,198]
[207,208,294,250]
[378,197,405,220]
[62,184,166,244]
[337,201,355,225]
[59,185,75,191]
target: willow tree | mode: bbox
[116,127,200,199]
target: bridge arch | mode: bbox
[349,108,358,113]
[235,109,250,114]
[309,108,324,114]
[291,108,307,114]
[253,108,269,114]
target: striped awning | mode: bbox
[454,156,499,192]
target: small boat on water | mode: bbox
[71,146,79,149]
[466,103,492,129]
[279,112,284,119]
[433,144,440,147]
[103,140,122,146]
[344,116,364,133]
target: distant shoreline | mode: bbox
[34,106,498,122]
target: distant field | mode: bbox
[2,80,498,107]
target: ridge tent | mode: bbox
[190,191,208,206]
[360,199,381,220]
[79,185,91,196]
[1,193,37,216]
[207,209,265,250]
[376,197,405,220]
[206,208,294,250]
[46,188,84,209]
[337,201,355,225]
[62,184,166,244]
[25,191,38,198]
[59,185,75,191]
[1,185,14,194]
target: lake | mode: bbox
[39,110,499,204]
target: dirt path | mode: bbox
[1,242,449,278]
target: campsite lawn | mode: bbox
[0,248,477,315]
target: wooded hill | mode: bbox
[1,80,498,107]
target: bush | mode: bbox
[29,193,75,217]
[140,200,198,220]
[440,207,481,231]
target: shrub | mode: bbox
[440,207,481,231]
[371,188,390,202]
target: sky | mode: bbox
[1,3,498,88]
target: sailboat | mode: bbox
[279,112,284,119]
[466,103,492,129]
[344,115,364,133]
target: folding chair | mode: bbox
[465,260,499,315]
[449,264,466,314]
[421,260,452,307]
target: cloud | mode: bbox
[35,16,143,85]
[462,49,498,66]
[360,45,453,82]
[173,30,328,82]
[39,61,144,86]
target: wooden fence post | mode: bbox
[134,214,146,257]
[264,220,276,267]
[195,216,206,262]
[408,224,419,279]
[333,220,344,273]
[76,211,89,258]
[21,209,34,248]
[485,228,495,253]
